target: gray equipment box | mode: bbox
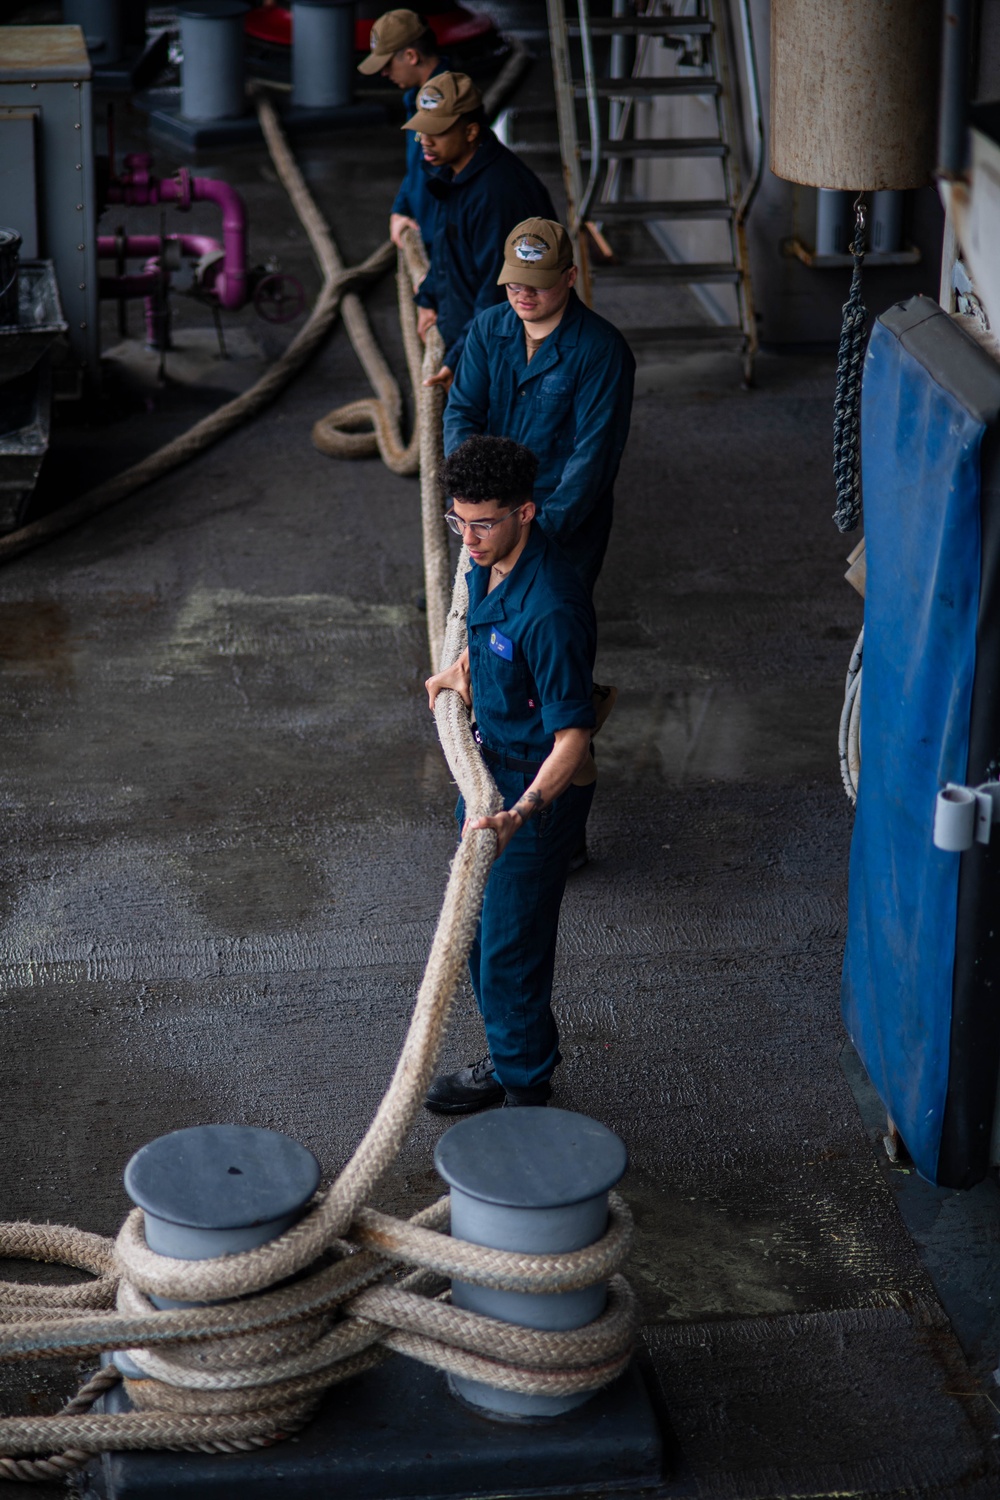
[0,27,99,385]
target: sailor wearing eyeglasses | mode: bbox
[423,434,596,1113]
[444,218,635,595]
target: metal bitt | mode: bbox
[815,189,852,257]
[292,0,355,111]
[63,0,124,65]
[114,1124,320,1374]
[178,1,250,123]
[434,1108,628,1420]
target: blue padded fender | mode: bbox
[842,297,1000,1187]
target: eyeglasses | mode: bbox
[444,504,524,539]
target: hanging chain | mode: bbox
[832,193,868,533]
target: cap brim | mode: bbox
[357,50,393,75]
[497,263,568,288]
[403,110,462,133]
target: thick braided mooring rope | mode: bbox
[307,45,532,670]
[0,60,636,1483]
[832,196,868,534]
[0,545,635,1477]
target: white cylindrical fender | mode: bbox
[770,0,940,190]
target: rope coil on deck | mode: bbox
[0,56,637,1481]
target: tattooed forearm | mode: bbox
[513,790,546,823]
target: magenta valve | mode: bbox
[253,272,307,324]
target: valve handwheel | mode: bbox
[253,271,306,324]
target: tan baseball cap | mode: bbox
[497,219,575,288]
[357,9,427,75]
[402,71,482,134]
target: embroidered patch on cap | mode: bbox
[515,234,550,263]
[418,86,444,110]
[369,26,379,48]
[488,629,514,661]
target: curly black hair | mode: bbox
[439,435,539,506]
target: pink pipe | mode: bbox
[105,155,248,310]
[97,232,226,306]
[167,177,247,310]
[143,255,167,348]
[98,234,221,261]
[99,271,161,297]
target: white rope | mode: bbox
[839,624,863,804]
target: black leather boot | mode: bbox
[501,1081,552,1107]
[424,1054,505,1114]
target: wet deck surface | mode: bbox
[3,8,1000,1498]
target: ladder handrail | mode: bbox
[546,0,585,235]
[735,0,764,224]
[575,0,603,224]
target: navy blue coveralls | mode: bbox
[414,130,556,374]
[445,293,636,593]
[392,58,450,248]
[460,525,596,1093]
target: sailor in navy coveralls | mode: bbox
[356,8,448,251]
[402,73,555,396]
[424,436,597,1112]
[445,218,635,594]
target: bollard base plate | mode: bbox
[135,90,385,149]
[86,1356,667,1499]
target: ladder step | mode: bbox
[576,78,723,99]
[596,199,733,222]
[502,141,562,155]
[596,261,743,284]
[583,138,729,159]
[499,102,556,117]
[619,324,746,348]
[570,18,714,36]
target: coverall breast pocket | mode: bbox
[536,378,574,409]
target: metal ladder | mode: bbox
[544,0,763,383]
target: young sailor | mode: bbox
[424,436,597,1111]
[445,218,636,594]
[403,75,556,395]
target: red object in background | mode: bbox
[244,5,495,50]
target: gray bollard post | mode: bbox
[871,190,904,254]
[64,0,124,65]
[113,1124,320,1375]
[291,0,355,111]
[434,1107,628,1420]
[815,188,852,257]
[178,1,250,123]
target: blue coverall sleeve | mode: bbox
[536,342,638,546]
[440,194,521,372]
[535,341,636,544]
[524,602,597,736]
[391,182,414,218]
[443,316,491,455]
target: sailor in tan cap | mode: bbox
[357,9,446,249]
[404,74,556,393]
[445,217,635,595]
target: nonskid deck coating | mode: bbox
[0,10,998,1497]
